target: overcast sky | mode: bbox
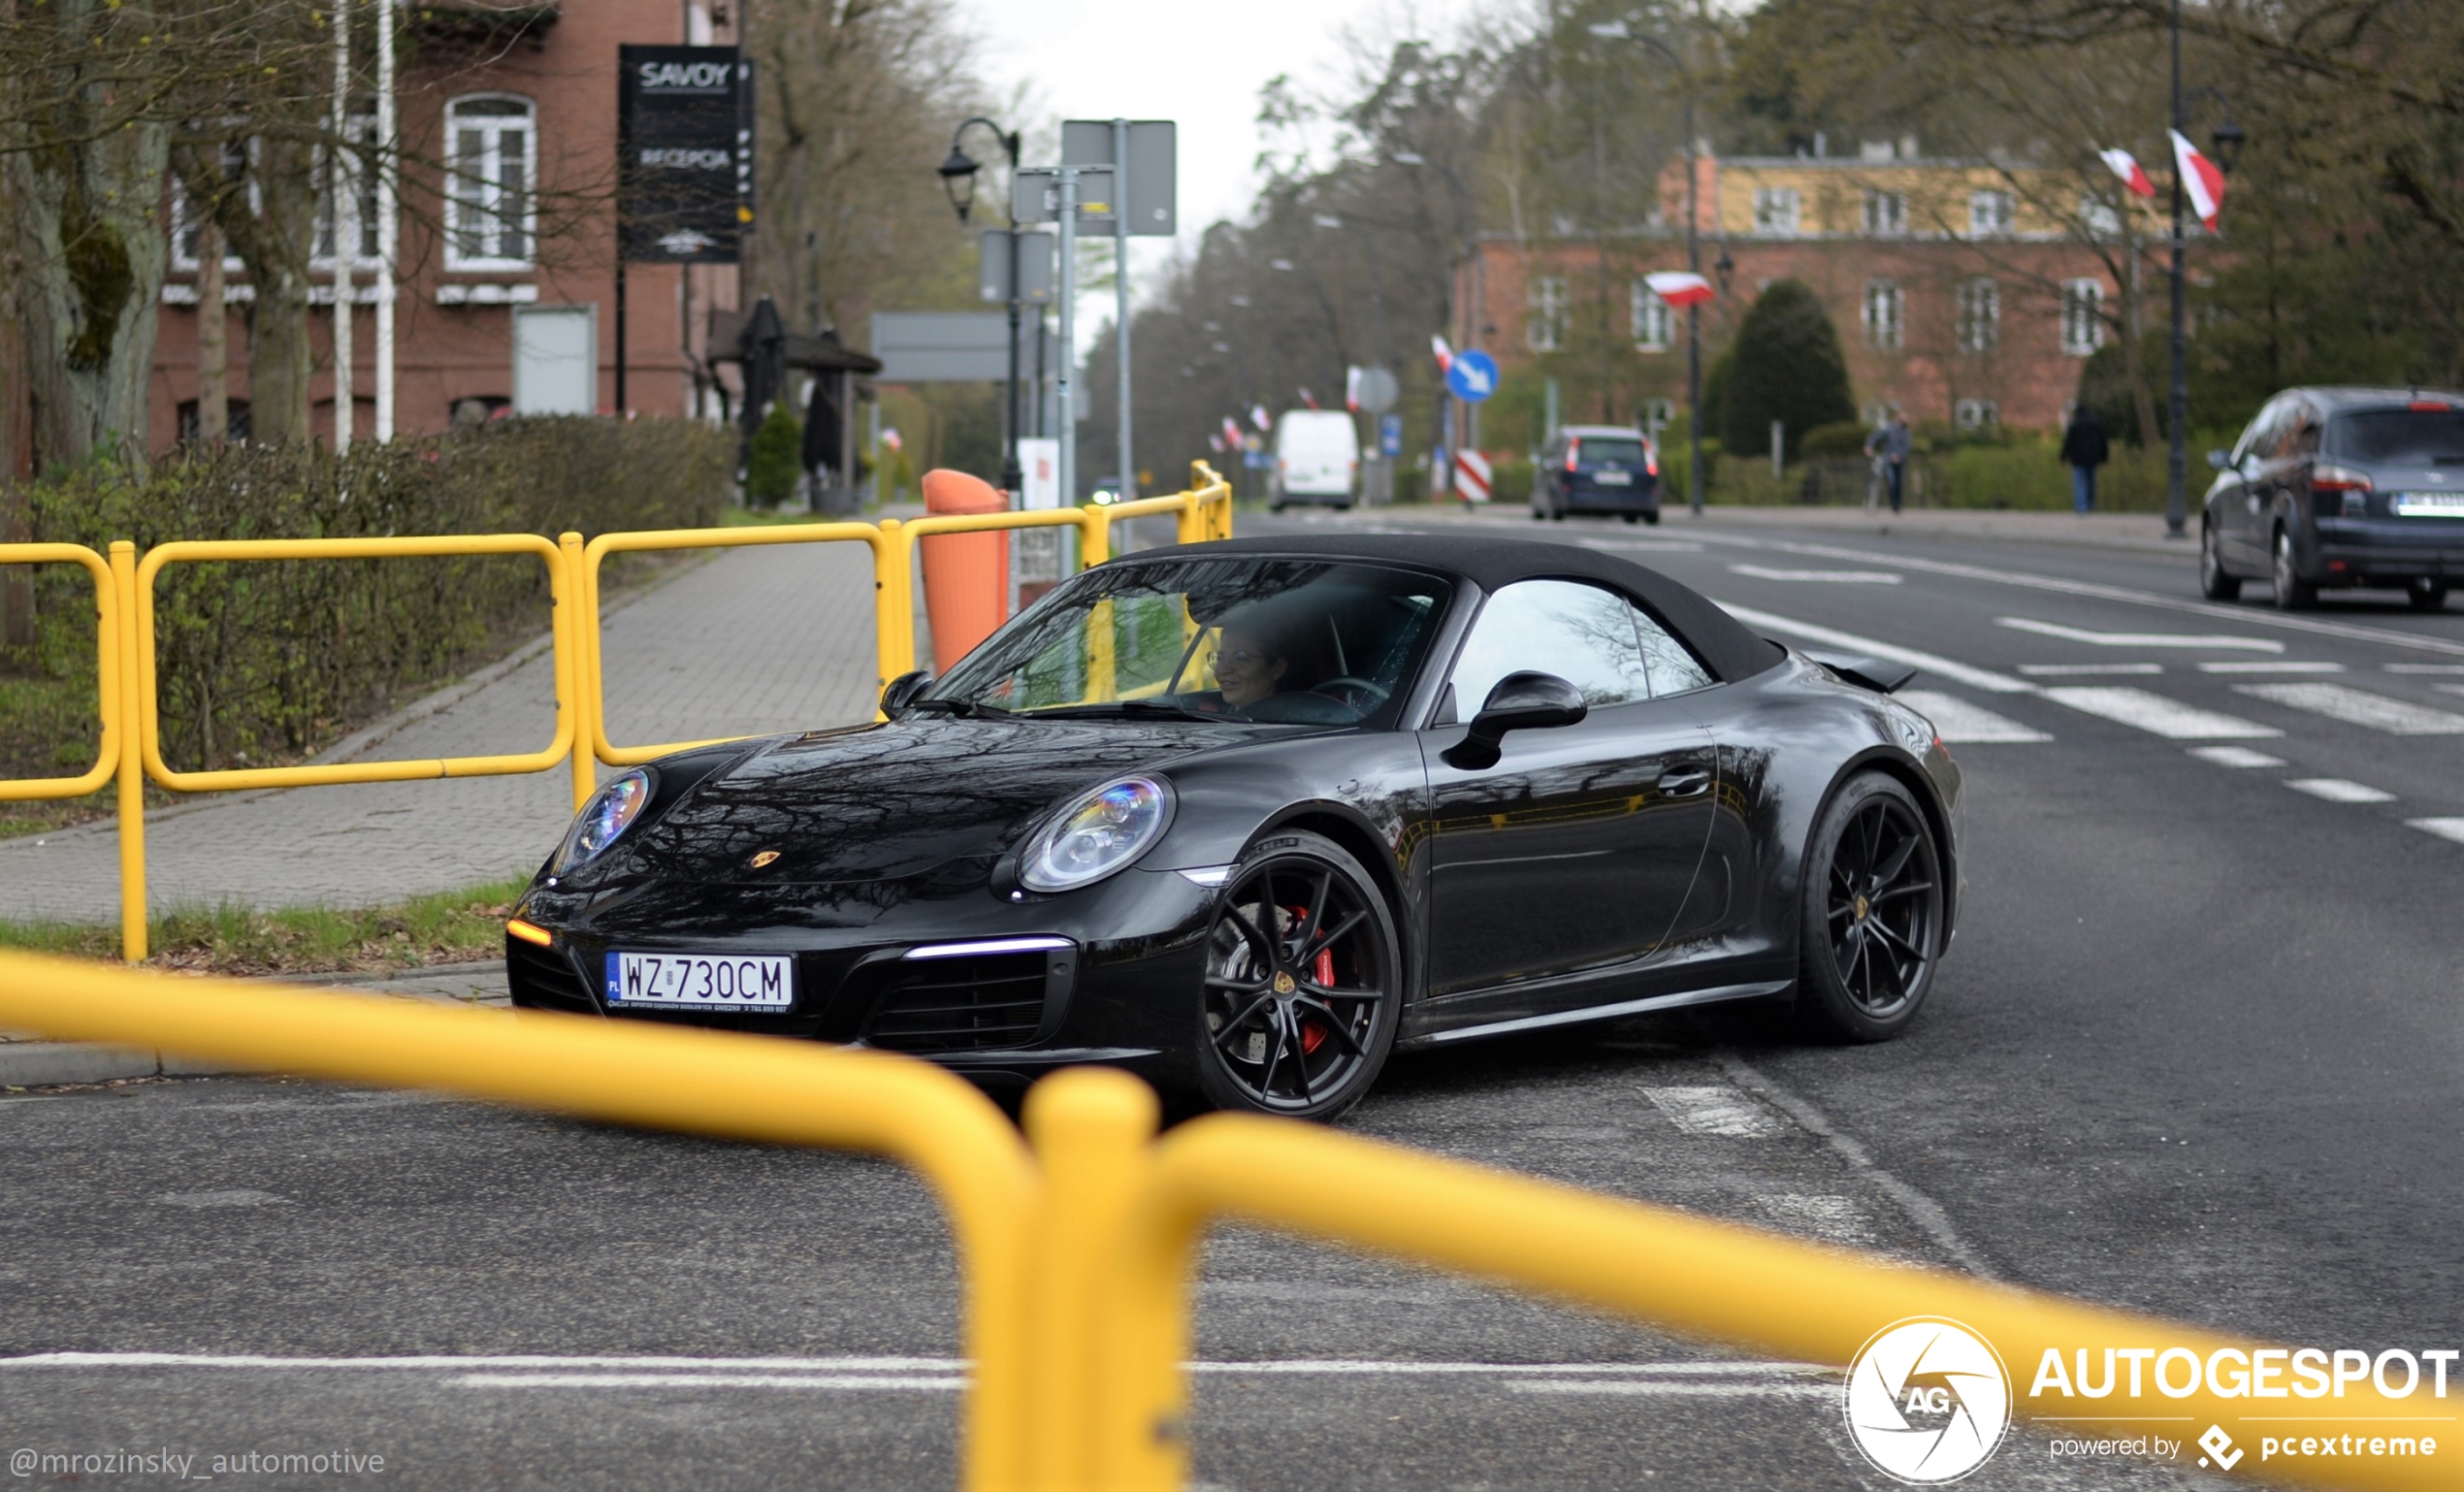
[948,0,1480,318]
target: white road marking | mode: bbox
[2038,687,2282,739]
[2234,682,2464,735]
[1996,616,2283,652]
[1728,564,1902,584]
[2188,746,2286,768]
[2286,778,2397,804]
[1642,1085,1788,1138]
[456,1373,962,1391]
[2435,685,2464,699]
[2017,663,2162,676]
[2407,818,2464,845]
[2384,664,2464,674]
[1714,603,2034,693]
[2197,660,2345,673]
[1896,691,2051,743]
[1512,1379,1836,1398]
[1577,538,1704,553]
[1755,1194,1877,1246]
[0,1352,965,1371]
[0,1350,1831,1379]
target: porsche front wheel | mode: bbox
[1195,830,1402,1119]
[1796,774,1942,1042]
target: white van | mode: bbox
[1271,410,1361,510]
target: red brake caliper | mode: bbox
[1284,904,1337,1054]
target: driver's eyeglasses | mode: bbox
[1209,648,1267,668]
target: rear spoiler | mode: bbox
[1800,649,1918,696]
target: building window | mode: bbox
[1968,188,2015,238]
[446,94,535,270]
[2079,194,2123,238]
[172,139,251,271]
[1639,399,1675,438]
[1527,275,1568,352]
[1862,189,1906,238]
[1957,277,2000,353]
[315,108,381,267]
[1955,399,1999,432]
[2061,278,2104,356]
[1631,281,1673,352]
[1862,279,1904,351]
[1752,186,1801,237]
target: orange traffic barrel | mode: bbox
[919,469,1010,674]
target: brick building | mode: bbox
[1464,142,2127,439]
[148,0,743,450]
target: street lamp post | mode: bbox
[2163,0,2246,538]
[938,118,1025,494]
[1590,20,1704,517]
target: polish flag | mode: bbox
[1221,415,1244,448]
[1208,433,1224,454]
[1249,404,1271,432]
[1431,334,1454,373]
[1644,272,1715,308]
[2098,146,2156,200]
[1299,387,1318,410]
[2168,129,2226,230]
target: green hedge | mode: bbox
[1701,440,2208,512]
[9,417,729,776]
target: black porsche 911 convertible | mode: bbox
[507,534,1962,1119]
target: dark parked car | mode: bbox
[507,535,1963,1119]
[2201,387,2464,609]
[1534,424,1662,524]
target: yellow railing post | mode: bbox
[560,531,594,811]
[876,516,913,686]
[110,541,146,962]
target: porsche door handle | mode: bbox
[1655,765,1713,797]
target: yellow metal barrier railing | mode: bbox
[1,463,1235,964]
[0,958,2436,1492]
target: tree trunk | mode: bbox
[198,218,229,447]
[231,135,317,446]
[0,135,33,654]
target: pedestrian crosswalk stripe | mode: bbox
[2188,746,2286,768]
[2286,778,2395,804]
[2038,686,2282,739]
[2197,660,2344,673]
[1729,565,1902,584]
[2407,818,2464,845]
[2018,663,2162,676]
[1996,616,2283,652]
[1897,691,2051,743]
[1642,1086,1787,1138]
[2234,682,2464,735]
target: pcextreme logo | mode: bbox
[1844,1317,2013,1483]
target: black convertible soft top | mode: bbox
[1121,533,1786,684]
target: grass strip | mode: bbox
[0,877,533,977]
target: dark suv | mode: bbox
[1533,424,1662,524]
[2201,388,2464,610]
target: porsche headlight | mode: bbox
[1020,776,1174,892]
[555,768,653,873]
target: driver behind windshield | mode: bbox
[1197,600,1334,715]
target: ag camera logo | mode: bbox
[1845,1317,2013,1483]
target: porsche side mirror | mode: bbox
[2207,449,2231,471]
[881,669,932,718]
[1443,671,1587,770]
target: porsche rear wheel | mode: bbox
[1195,830,1401,1119]
[1795,774,1942,1042]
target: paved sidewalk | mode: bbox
[1,534,896,924]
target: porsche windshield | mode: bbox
[922,558,1453,728]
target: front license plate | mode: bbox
[2393,492,2464,517]
[1593,470,1633,486]
[604,952,795,1012]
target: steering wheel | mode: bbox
[1313,676,1391,711]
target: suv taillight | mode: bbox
[1565,438,1580,472]
[1644,439,1659,477]
[2313,462,2372,515]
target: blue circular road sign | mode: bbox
[1444,348,1500,403]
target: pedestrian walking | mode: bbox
[1864,412,1912,514]
[2059,405,2111,514]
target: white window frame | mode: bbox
[445,93,537,272]
[313,107,382,271]
[1862,278,1904,351]
[2061,277,2105,356]
[1955,398,1999,432]
[1638,399,1675,439]
[2079,194,2123,238]
[1630,281,1673,352]
[1526,275,1568,353]
[1957,277,2000,353]
[1751,186,1801,238]
[1968,188,2015,238]
[171,138,254,272]
[1862,189,1907,238]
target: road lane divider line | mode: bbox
[1509,1379,1836,1398]
[1711,602,2036,694]
[2189,746,2287,768]
[2235,682,2464,735]
[2405,818,2464,845]
[2286,779,2397,804]
[1896,691,2053,744]
[1728,565,1902,584]
[1710,1053,2000,1282]
[2037,687,2283,740]
[2200,661,2345,673]
[2018,663,2163,675]
[0,1351,1830,1378]
[1685,529,2464,659]
[454,1372,966,1391]
[1996,616,2283,652]
[2387,664,2464,674]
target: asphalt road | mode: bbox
[4,504,2458,1489]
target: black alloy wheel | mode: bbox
[2408,577,2448,611]
[2200,521,2242,601]
[2273,528,2317,610]
[1196,829,1402,1119]
[1796,774,1942,1042]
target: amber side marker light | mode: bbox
[505,919,554,948]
